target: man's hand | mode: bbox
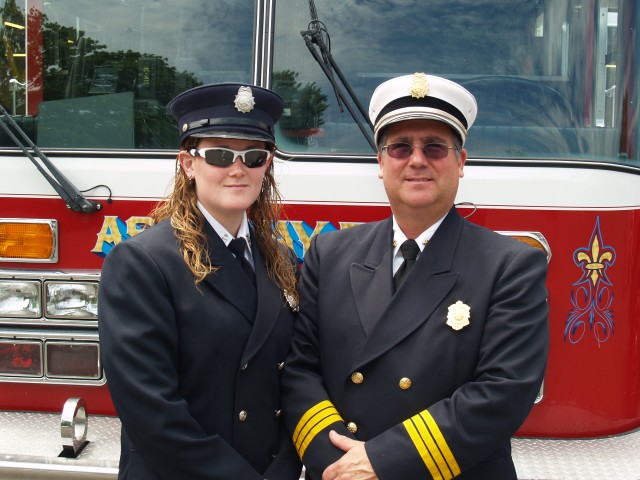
[322,430,378,480]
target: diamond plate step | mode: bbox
[513,431,640,480]
[0,410,119,479]
[1,411,638,479]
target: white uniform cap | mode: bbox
[369,73,477,145]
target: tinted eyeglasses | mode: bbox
[189,147,272,168]
[381,142,457,160]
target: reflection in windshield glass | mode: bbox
[273,0,635,163]
[1,0,636,163]
[0,0,254,149]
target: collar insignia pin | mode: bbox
[234,86,255,113]
[409,72,430,99]
[446,300,470,330]
[283,289,299,312]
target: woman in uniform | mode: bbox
[98,83,301,480]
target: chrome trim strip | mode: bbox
[497,230,552,263]
[535,380,544,404]
[0,459,117,479]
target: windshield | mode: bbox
[1,0,637,164]
[272,0,637,164]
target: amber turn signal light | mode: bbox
[0,220,57,262]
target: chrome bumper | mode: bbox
[2,408,637,479]
[0,409,119,479]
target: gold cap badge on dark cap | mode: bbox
[369,72,477,145]
[168,83,284,144]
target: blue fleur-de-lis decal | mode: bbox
[564,217,616,344]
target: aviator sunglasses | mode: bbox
[189,147,272,168]
[381,142,457,160]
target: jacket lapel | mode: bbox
[350,219,394,336]
[202,223,257,322]
[240,242,284,365]
[352,208,464,370]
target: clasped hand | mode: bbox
[322,430,379,480]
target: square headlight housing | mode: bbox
[45,281,99,320]
[0,280,42,318]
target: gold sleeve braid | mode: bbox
[292,400,344,459]
[403,410,461,480]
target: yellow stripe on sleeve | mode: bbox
[420,411,461,477]
[294,405,340,451]
[403,418,444,480]
[297,412,342,458]
[412,414,451,479]
[292,400,334,443]
[403,410,461,479]
[292,400,343,459]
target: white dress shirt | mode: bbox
[197,201,254,269]
[391,214,446,275]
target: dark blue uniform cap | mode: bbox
[168,83,285,145]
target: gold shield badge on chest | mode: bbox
[446,300,471,330]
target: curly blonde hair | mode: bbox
[150,138,299,304]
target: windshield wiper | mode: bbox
[0,103,101,213]
[301,0,376,151]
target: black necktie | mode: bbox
[393,239,420,292]
[228,237,256,286]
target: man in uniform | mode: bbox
[281,73,549,479]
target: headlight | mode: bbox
[0,280,41,317]
[45,282,99,320]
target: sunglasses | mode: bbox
[381,142,457,160]
[189,147,272,168]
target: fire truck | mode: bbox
[1,0,638,478]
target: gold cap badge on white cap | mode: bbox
[409,73,430,99]
[369,72,477,145]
